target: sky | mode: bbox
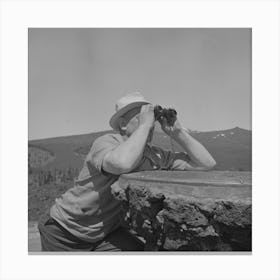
[29,28,251,140]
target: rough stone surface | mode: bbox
[111,171,252,251]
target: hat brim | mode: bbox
[109,101,150,130]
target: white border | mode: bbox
[1,1,280,280]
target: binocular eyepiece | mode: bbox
[154,105,177,126]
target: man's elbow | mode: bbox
[103,155,133,175]
[202,158,216,170]
[116,158,134,174]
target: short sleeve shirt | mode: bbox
[50,133,191,243]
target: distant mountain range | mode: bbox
[28,126,251,171]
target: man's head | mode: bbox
[110,92,154,140]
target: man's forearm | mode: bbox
[104,124,151,173]
[172,129,216,169]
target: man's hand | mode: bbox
[160,117,184,137]
[139,104,155,129]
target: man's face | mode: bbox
[122,106,154,142]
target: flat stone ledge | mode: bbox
[111,171,252,251]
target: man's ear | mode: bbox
[118,117,127,131]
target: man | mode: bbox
[38,92,216,251]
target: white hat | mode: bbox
[109,92,150,130]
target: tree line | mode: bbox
[29,166,80,187]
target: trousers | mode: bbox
[38,217,144,252]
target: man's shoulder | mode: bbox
[86,132,124,162]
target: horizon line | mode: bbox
[29,126,251,142]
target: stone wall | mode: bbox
[111,171,252,251]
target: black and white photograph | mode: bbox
[1,1,280,279]
[28,28,252,252]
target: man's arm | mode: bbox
[103,105,154,175]
[161,119,216,170]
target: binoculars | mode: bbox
[154,105,177,126]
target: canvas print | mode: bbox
[28,28,252,252]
